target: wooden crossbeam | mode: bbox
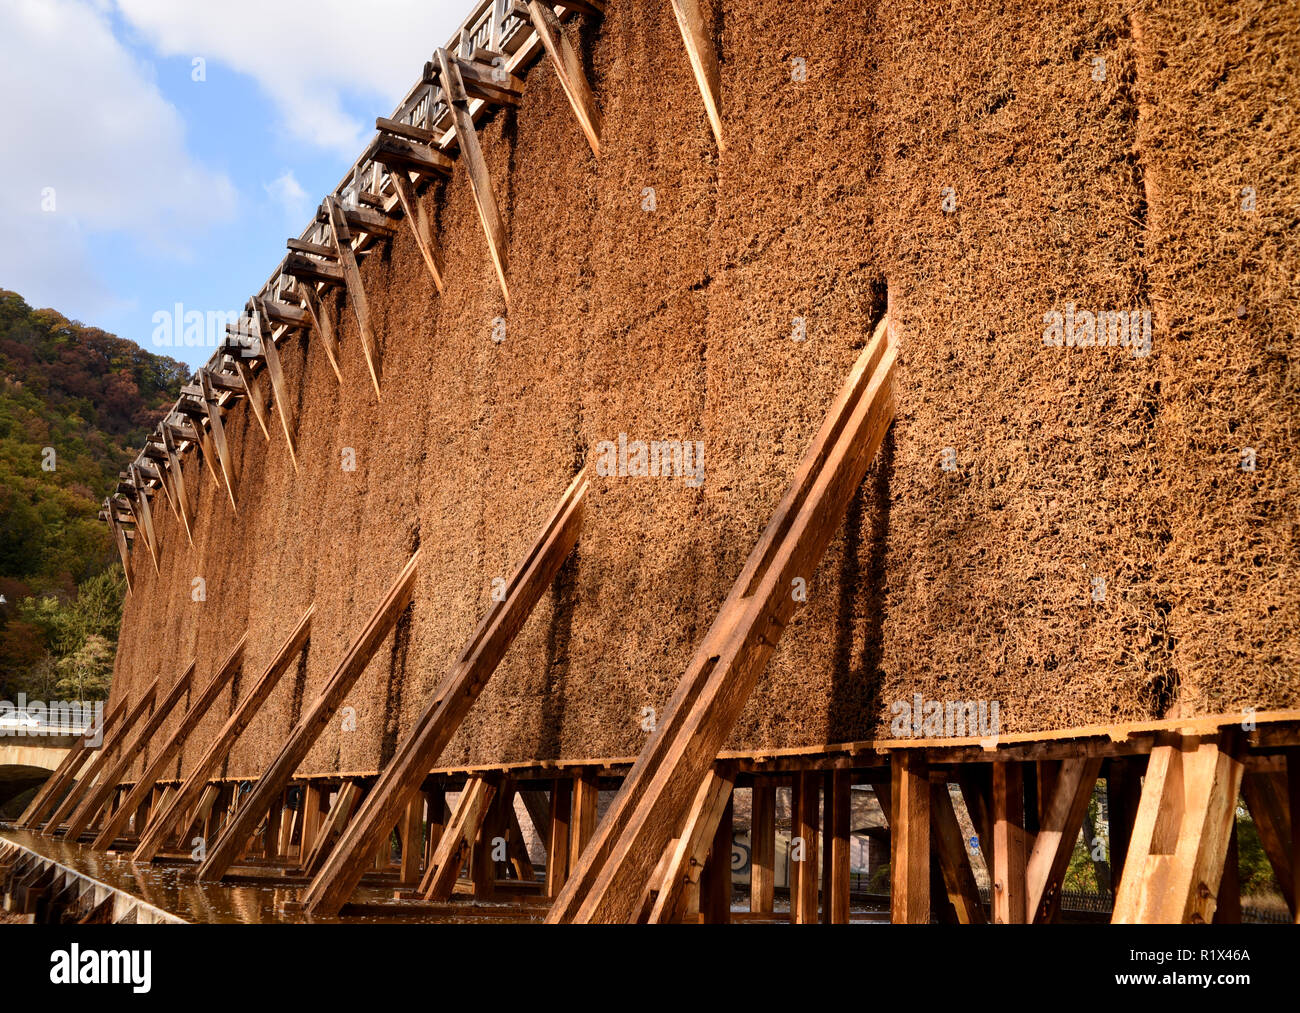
[1112,732,1244,923]
[646,769,734,923]
[338,202,398,239]
[420,776,497,901]
[1240,770,1295,914]
[259,299,311,329]
[436,47,510,306]
[252,306,298,472]
[199,371,238,512]
[302,782,363,877]
[931,778,986,924]
[375,116,439,145]
[669,0,724,152]
[60,662,196,842]
[991,761,1027,923]
[1025,756,1102,923]
[548,318,895,923]
[128,464,160,574]
[325,196,384,400]
[104,497,135,590]
[301,470,587,915]
[197,552,419,881]
[41,680,159,836]
[453,55,525,106]
[132,607,313,862]
[18,696,128,828]
[368,133,455,180]
[528,1,602,157]
[283,251,344,286]
[286,238,338,260]
[388,169,446,292]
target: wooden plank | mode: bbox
[92,633,247,850]
[991,761,1027,923]
[436,47,510,306]
[132,606,313,862]
[545,779,572,897]
[368,133,456,180]
[646,769,734,923]
[302,472,587,916]
[60,662,196,842]
[18,696,128,828]
[253,306,298,471]
[41,679,159,836]
[325,196,383,399]
[750,778,775,914]
[283,251,344,286]
[199,371,238,511]
[197,553,419,881]
[890,752,928,924]
[528,1,602,157]
[548,320,895,923]
[420,776,496,901]
[375,115,439,145]
[294,284,344,386]
[669,0,724,151]
[302,782,362,877]
[389,169,445,292]
[932,778,986,924]
[1025,756,1102,923]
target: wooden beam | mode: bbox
[294,284,344,386]
[252,306,298,472]
[368,133,456,180]
[1240,770,1295,913]
[750,778,775,914]
[828,768,852,923]
[890,752,928,923]
[128,464,160,573]
[92,634,247,850]
[528,1,602,157]
[60,662,196,842]
[669,0,724,151]
[325,196,383,399]
[570,767,599,863]
[790,770,819,923]
[1112,732,1244,924]
[159,426,195,546]
[1106,756,1143,905]
[18,696,128,828]
[283,251,344,286]
[399,794,425,885]
[545,778,572,897]
[646,769,734,923]
[197,552,418,881]
[105,498,135,590]
[301,472,587,916]
[132,606,313,862]
[199,371,238,511]
[419,776,497,901]
[932,778,986,924]
[1290,750,1300,924]
[1214,819,1241,923]
[302,782,362,877]
[388,169,445,293]
[1025,756,1102,923]
[548,319,895,923]
[230,358,271,443]
[700,789,733,924]
[436,47,510,306]
[991,761,1027,923]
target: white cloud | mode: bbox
[115,0,469,156]
[0,0,236,314]
[264,169,309,220]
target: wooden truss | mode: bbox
[300,468,587,913]
[549,318,896,923]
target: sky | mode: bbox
[0,0,471,369]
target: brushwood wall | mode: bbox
[110,0,1298,779]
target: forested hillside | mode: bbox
[0,289,187,701]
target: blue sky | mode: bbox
[1,0,468,370]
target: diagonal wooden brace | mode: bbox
[325,196,384,399]
[528,1,603,158]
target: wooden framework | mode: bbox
[17,697,128,828]
[669,0,724,151]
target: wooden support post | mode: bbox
[932,777,987,924]
[890,752,929,924]
[436,47,510,306]
[828,768,852,924]
[1112,732,1244,924]
[324,197,383,399]
[129,465,160,573]
[571,768,599,863]
[505,805,535,882]
[301,472,587,916]
[546,778,572,898]
[1240,770,1295,915]
[253,308,298,471]
[1106,756,1143,906]
[790,770,819,924]
[278,792,298,860]
[669,0,724,152]
[42,679,159,836]
[294,284,343,386]
[132,606,314,863]
[399,795,425,885]
[388,170,445,293]
[299,783,327,861]
[61,662,196,842]
[1213,819,1241,924]
[198,552,418,881]
[700,790,733,924]
[419,777,497,901]
[528,1,602,157]
[750,778,775,915]
[1025,757,1102,923]
[265,795,283,862]
[991,761,1027,924]
[92,634,247,851]
[549,319,895,924]
[302,782,362,876]
[646,769,734,923]
[18,697,128,828]
[231,358,271,441]
[105,498,135,589]
[1290,750,1300,924]
[424,786,447,868]
[161,426,194,545]
[198,371,238,511]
